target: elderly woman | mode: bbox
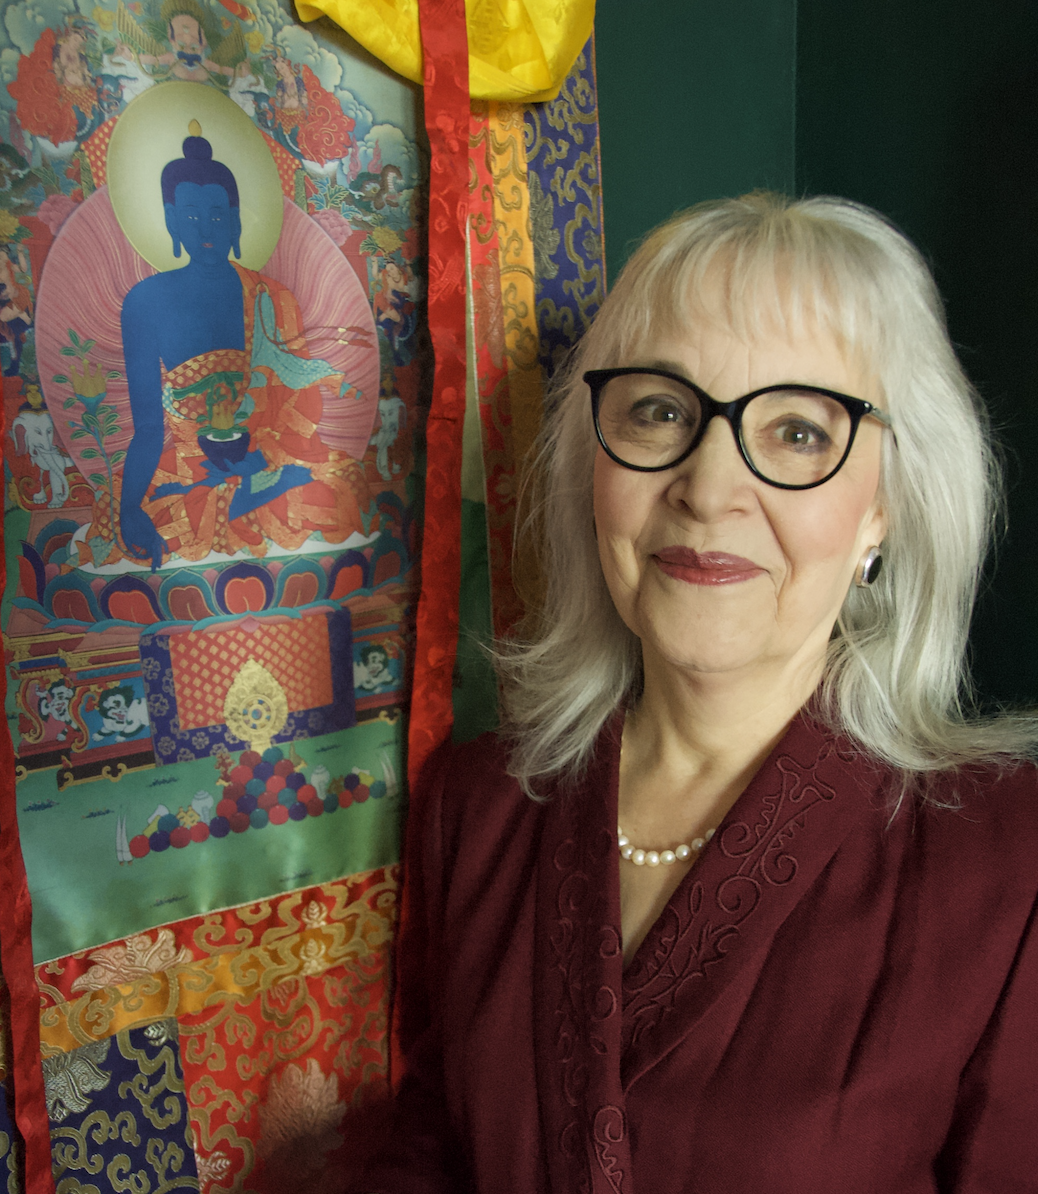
[357,193,1038,1193]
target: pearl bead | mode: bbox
[617,824,717,866]
[705,828,715,841]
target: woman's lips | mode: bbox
[653,546,765,586]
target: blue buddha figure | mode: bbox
[112,122,363,569]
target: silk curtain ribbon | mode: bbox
[406,0,469,788]
[294,0,595,102]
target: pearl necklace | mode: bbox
[617,824,716,867]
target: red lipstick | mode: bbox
[653,546,764,586]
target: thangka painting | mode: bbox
[1,1,423,1187]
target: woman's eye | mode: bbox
[775,419,829,449]
[632,397,686,425]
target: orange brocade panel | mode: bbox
[169,618,333,730]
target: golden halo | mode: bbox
[107,81,283,271]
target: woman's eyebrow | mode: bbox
[629,358,694,378]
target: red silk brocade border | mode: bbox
[407,0,470,790]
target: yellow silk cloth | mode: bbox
[292,0,595,101]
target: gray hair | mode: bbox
[495,192,1037,799]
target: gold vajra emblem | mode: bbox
[223,659,288,755]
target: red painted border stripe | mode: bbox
[0,377,55,1194]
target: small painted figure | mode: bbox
[0,251,34,376]
[10,386,73,505]
[36,678,75,741]
[253,50,355,168]
[8,21,110,147]
[370,393,406,480]
[94,685,149,741]
[353,643,396,693]
[113,0,244,85]
[373,259,415,364]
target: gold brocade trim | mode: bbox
[39,875,398,1055]
[486,101,543,473]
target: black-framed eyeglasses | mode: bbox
[585,367,894,491]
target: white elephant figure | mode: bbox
[11,408,73,507]
[370,395,406,480]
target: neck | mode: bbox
[181,256,238,278]
[620,647,826,836]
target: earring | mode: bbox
[855,545,883,587]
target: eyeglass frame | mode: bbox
[584,366,895,491]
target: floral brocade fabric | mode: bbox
[34,870,397,1194]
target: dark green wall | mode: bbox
[595,0,797,267]
[595,0,1037,708]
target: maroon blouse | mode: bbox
[357,714,1038,1193]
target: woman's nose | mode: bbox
[665,415,752,518]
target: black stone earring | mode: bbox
[855,546,883,587]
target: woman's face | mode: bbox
[592,315,888,689]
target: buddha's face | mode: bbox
[165,181,241,265]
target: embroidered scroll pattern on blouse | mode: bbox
[550,822,628,1193]
[621,737,842,1051]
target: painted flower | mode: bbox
[0,209,21,241]
[37,192,80,236]
[369,225,403,256]
[310,207,353,247]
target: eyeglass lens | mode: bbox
[595,372,854,487]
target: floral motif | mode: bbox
[195,1148,232,1187]
[69,929,193,993]
[257,1059,345,1174]
[472,259,505,369]
[42,1038,111,1122]
[528,171,560,285]
[299,938,328,976]
[300,899,328,929]
[143,1020,177,1047]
